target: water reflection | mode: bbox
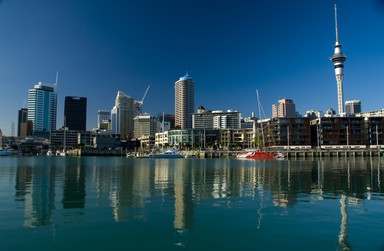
[7,157,384,248]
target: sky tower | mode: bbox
[330,4,347,115]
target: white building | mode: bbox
[193,109,241,130]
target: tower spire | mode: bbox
[330,4,347,116]
[334,4,339,44]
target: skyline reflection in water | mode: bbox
[0,156,383,250]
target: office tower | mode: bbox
[111,91,134,139]
[27,82,57,134]
[98,110,111,130]
[345,100,361,116]
[330,4,347,115]
[64,96,87,131]
[272,99,296,118]
[175,73,194,129]
[133,114,157,139]
[18,108,29,137]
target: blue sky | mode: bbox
[1,0,384,136]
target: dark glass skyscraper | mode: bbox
[64,96,87,131]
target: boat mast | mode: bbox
[256,90,266,150]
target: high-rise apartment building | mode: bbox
[64,96,87,131]
[272,99,296,118]
[175,73,194,129]
[111,91,134,139]
[27,82,57,135]
[345,100,361,116]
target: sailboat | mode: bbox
[237,90,284,160]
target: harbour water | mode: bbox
[0,156,383,251]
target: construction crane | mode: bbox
[135,85,150,115]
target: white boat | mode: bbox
[46,149,53,156]
[0,148,16,156]
[149,149,184,158]
[56,150,66,156]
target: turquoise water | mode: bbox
[0,156,383,251]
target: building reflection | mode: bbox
[62,158,86,209]
[14,158,57,227]
[10,155,384,248]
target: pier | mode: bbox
[284,149,382,159]
[66,148,383,159]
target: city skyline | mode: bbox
[1,1,384,136]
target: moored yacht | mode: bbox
[149,149,184,158]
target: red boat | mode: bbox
[237,149,284,160]
[236,90,284,160]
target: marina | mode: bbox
[0,156,383,250]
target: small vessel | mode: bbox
[236,90,284,160]
[0,148,16,156]
[237,149,284,160]
[149,149,184,158]
[46,149,53,156]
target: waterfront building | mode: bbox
[193,108,241,130]
[175,73,194,129]
[263,117,311,147]
[50,129,79,151]
[345,100,361,116]
[18,108,31,138]
[27,82,57,137]
[97,110,111,130]
[330,4,347,115]
[272,99,297,118]
[168,129,218,149]
[64,96,87,131]
[218,128,254,149]
[310,116,384,148]
[133,114,157,139]
[111,91,134,140]
[155,131,169,147]
[92,130,121,149]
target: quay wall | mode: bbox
[67,148,383,159]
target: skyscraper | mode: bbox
[175,73,194,129]
[27,82,57,135]
[330,4,347,115]
[111,91,134,139]
[17,108,29,137]
[272,99,296,118]
[64,96,87,131]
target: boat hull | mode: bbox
[237,150,284,160]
